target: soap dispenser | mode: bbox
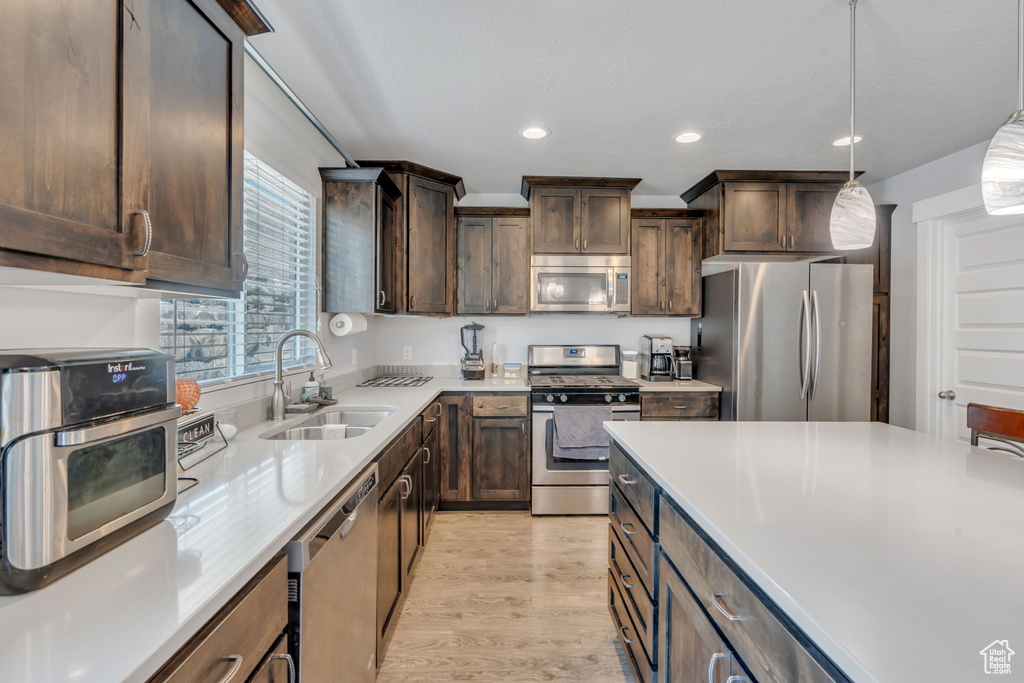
[300,371,319,402]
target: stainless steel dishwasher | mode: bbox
[286,464,378,682]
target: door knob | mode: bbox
[938,390,957,401]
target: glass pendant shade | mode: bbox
[982,111,1024,215]
[830,179,876,250]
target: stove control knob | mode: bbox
[605,394,613,403]
[560,394,568,403]
[618,394,626,402]
[546,394,555,403]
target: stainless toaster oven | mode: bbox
[0,349,179,591]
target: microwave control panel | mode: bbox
[615,273,629,304]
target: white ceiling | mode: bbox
[248,0,1017,200]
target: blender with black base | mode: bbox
[460,323,485,380]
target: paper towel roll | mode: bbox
[329,313,368,337]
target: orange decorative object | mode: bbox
[176,378,201,411]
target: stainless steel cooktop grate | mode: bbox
[358,375,433,388]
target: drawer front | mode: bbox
[659,498,840,683]
[421,400,442,439]
[609,482,655,597]
[641,391,719,420]
[608,525,655,663]
[609,443,656,533]
[471,394,528,417]
[608,570,655,683]
[377,420,423,491]
[149,556,288,683]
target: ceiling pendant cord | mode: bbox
[1018,0,1023,113]
[849,0,857,183]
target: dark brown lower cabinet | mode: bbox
[470,417,530,501]
[659,553,743,683]
[439,395,471,502]
[400,449,423,583]
[422,422,440,541]
[376,478,402,660]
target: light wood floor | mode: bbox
[376,511,635,683]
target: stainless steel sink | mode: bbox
[261,406,395,441]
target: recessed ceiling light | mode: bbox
[520,127,550,140]
[832,135,864,147]
[674,132,703,144]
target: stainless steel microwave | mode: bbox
[530,255,631,313]
[0,349,179,591]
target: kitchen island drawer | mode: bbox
[641,391,719,420]
[609,443,656,534]
[608,525,655,663]
[659,497,840,683]
[608,570,655,683]
[609,481,655,597]
[149,556,287,683]
[377,421,423,490]
[471,394,529,417]
[421,400,442,438]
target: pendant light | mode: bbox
[830,0,876,250]
[982,0,1024,215]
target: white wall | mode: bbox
[373,315,691,367]
[866,140,989,429]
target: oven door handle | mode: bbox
[532,406,639,413]
[55,406,182,447]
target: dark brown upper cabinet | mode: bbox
[456,208,530,315]
[0,0,266,294]
[682,171,857,261]
[522,177,640,255]
[629,210,702,317]
[357,161,465,316]
[320,167,403,314]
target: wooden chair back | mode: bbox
[967,403,1024,459]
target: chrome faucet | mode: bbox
[272,330,333,421]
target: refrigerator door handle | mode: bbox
[809,290,821,400]
[799,289,811,400]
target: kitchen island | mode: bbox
[605,421,1024,682]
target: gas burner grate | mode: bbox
[358,375,433,388]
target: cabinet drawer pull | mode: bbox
[669,300,672,312]
[410,295,416,309]
[214,655,244,683]
[583,238,588,250]
[422,446,430,464]
[575,238,580,250]
[493,298,498,311]
[789,234,795,249]
[521,422,525,435]
[727,677,751,683]
[619,573,635,590]
[424,416,436,425]
[780,235,786,248]
[617,473,635,486]
[379,290,385,307]
[619,521,638,536]
[673,405,689,410]
[708,653,727,683]
[400,475,412,499]
[712,593,746,621]
[272,653,296,683]
[435,402,442,418]
[131,209,152,257]
[619,625,634,645]
[485,299,490,311]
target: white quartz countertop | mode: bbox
[0,376,527,683]
[604,421,1024,683]
[635,378,722,392]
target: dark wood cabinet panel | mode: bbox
[470,417,530,501]
[456,216,492,314]
[145,0,245,294]
[581,188,630,254]
[631,218,664,315]
[640,392,719,420]
[664,219,701,316]
[492,217,529,314]
[722,182,786,252]
[422,423,440,541]
[407,176,454,314]
[376,478,402,662]
[786,182,843,252]
[0,0,147,274]
[321,168,403,314]
[659,554,735,683]
[532,187,581,254]
[439,395,471,502]
[400,450,423,581]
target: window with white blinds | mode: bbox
[159,153,318,383]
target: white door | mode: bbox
[919,190,1024,442]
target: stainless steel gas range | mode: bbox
[528,345,640,515]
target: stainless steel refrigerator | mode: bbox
[699,262,873,421]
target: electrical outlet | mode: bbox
[402,346,413,360]
[351,349,358,365]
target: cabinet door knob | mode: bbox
[131,210,152,257]
[938,390,957,401]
